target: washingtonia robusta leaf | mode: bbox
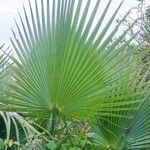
[3,0,149,122]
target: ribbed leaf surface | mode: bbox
[4,0,149,121]
[0,48,38,145]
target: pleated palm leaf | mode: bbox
[91,49,150,149]
[3,0,149,128]
[0,49,39,148]
[126,95,150,149]
[91,95,150,149]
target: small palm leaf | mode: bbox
[91,95,150,149]
[126,95,150,149]
[0,48,39,146]
[3,0,149,122]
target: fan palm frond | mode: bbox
[0,48,39,148]
[2,0,149,124]
[126,95,150,149]
[91,95,150,149]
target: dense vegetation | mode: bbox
[0,0,149,149]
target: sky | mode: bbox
[0,0,148,46]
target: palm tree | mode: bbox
[0,0,149,149]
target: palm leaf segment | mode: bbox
[6,0,149,120]
[0,48,39,146]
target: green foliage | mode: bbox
[0,0,149,149]
[140,5,150,41]
[4,0,149,121]
[46,140,57,150]
[0,48,39,149]
[0,139,4,150]
[19,119,94,150]
[91,96,150,149]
